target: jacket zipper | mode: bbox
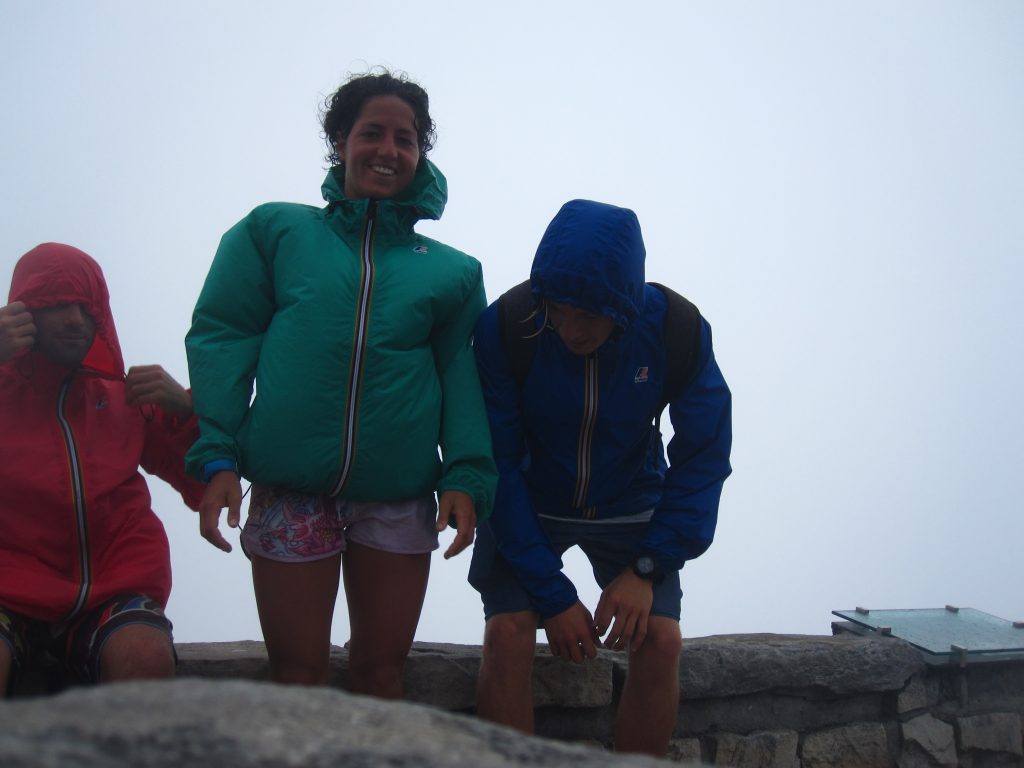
[573,355,599,516]
[57,375,91,621]
[331,201,377,496]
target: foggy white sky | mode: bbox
[2,1,1022,646]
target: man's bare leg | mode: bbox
[614,616,682,756]
[99,624,175,682]
[476,610,538,733]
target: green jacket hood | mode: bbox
[320,157,448,223]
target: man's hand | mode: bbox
[125,365,193,417]
[594,568,654,652]
[436,489,476,559]
[199,471,242,553]
[542,601,600,663]
[0,302,36,363]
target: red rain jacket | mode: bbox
[0,243,203,623]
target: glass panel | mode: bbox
[832,607,1024,656]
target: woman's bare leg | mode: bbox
[251,553,342,685]
[342,541,430,699]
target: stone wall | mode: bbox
[14,633,1024,766]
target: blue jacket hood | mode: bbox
[530,199,646,330]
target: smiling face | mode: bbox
[33,302,96,368]
[336,95,420,201]
[547,301,617,356]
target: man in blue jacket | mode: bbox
[469,199,732,756]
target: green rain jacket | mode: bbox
[185,160,496,520]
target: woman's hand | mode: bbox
[436,489,476,559]
[199,471,243,553]
[125,365,193,417]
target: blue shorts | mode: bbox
[468,516,682,621]
[0,594,173,692]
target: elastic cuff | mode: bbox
[202,459,239,483]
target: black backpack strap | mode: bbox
[649,282,702,411]
[497,280,538,391]
[499,280,700,410]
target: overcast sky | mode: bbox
[3,1,1022,647]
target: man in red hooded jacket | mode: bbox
[0,243,204,696]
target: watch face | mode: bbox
[635,555,655,575]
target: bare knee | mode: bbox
[630,618,682,675]
[268,655,330,686]
[477,612,538,732]
[483,612,537,659]
[100,625,175,683]
[347,650,405,699]
[347,624,414,699]
[643,619,682,659]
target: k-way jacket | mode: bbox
[0,243,204,623]
[473,200,732,618]
[185,160,496,519]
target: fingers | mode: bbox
[595,570,654,650]
[199,501,231,553]
[544,603,598,664]
[434,502,451,533]
[630,612,649,653]
[198,472,242,553]
[551,631,588,663]
[125,365,192,416]
[443,525,474,559]
[604,613,640,651]
[580,626,598,660]
[125,366,167,404]
[439,490,476,560]
[225,479,242,529]
[593,593,612,637]
[563,626,598,662]
[0,302,36,363]
[565,637,585,664]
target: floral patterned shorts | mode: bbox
[240,485,439,562]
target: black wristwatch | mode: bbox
[631,554,665,584]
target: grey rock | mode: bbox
[958,712,1024,756]
[902,713,957,767]
[535,702,616,743]
[666,738,704,764]
[897,674,930,713]
[801,722,889,768]
[681,634,923,698]
[711,730,798,767]
[176,641,614,711]
[175,640,272,681]
[0,678,686,768]
[678,691,884,736]
[958,663,1024,716]
[533,646,616,708]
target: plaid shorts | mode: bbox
[0,594,172,693]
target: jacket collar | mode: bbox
[320,157,448,231]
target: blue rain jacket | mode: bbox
[473,199,732,618]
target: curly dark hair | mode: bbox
[321,68,436,166]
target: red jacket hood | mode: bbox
[9,243,124,379]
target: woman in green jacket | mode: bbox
[186,70,496,698]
